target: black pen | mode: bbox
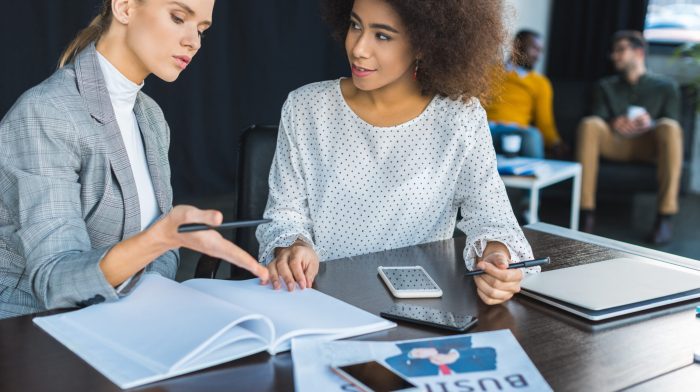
[178,219,272,233]
[464,257,551,276]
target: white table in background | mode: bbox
[498,156,582,230]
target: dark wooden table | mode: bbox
[1,224,699,392]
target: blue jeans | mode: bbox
[489,123,545,159]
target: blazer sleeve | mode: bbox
[453,101,536,272]
[144,120,179,280]
[144,249,179,279]
[0,98,121,309]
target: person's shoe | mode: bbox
[647,214,673,245]
[580,209,595,233]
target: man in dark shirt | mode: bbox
[576,30,682,244]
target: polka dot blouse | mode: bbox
[256,79,535,271]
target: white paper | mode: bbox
[34,274,272,388]
[497,156,551,177]
[184,278,396,353]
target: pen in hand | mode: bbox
[178,219,272,233]
[464,257,551,277]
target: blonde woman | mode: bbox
[0,0,268,319]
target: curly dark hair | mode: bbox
[321,0,506,103]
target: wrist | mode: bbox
[291,238,311,248]
[273,236,314,258]
[481,241,511,261]
[146,217,178,252]
[482,250,509,260]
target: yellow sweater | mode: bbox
[485,70,561,147]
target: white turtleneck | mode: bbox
[97,52,160,231]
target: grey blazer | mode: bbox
[0,43,178,319]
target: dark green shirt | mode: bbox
[591,72,680,121]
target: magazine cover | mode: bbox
[293,329,551,392]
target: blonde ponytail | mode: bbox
[58,1,113,68]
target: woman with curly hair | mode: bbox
[257,0,534,304]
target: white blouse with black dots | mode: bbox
[256,79,535,272]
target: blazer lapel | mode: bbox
[74,43,142,238]
[133,96,169,215]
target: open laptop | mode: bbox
[519,257,700,321]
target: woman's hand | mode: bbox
[151,205,269,282]
[268,240,319,291]
[472,243,523,305]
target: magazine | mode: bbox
[292,329,551,392]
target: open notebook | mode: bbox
[33,274,395,389]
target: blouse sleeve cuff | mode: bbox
[259,233,324,265]
[463,236,539,275]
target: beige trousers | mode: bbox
[576,116,683,215]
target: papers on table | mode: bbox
[497,156,551,177]
[292,329,551,392]
[33,274,395,389]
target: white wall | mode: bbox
[503,0,553,74]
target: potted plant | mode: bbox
[674,42,700,109]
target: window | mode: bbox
[645,0,700,43]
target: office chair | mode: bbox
[194,124,279,279]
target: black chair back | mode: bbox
[194,124,279,279]
[235,125,279,258]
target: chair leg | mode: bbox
[194,254,221,279]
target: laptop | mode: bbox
[519,258,700,321]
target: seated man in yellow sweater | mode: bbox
[486,30,569,159]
